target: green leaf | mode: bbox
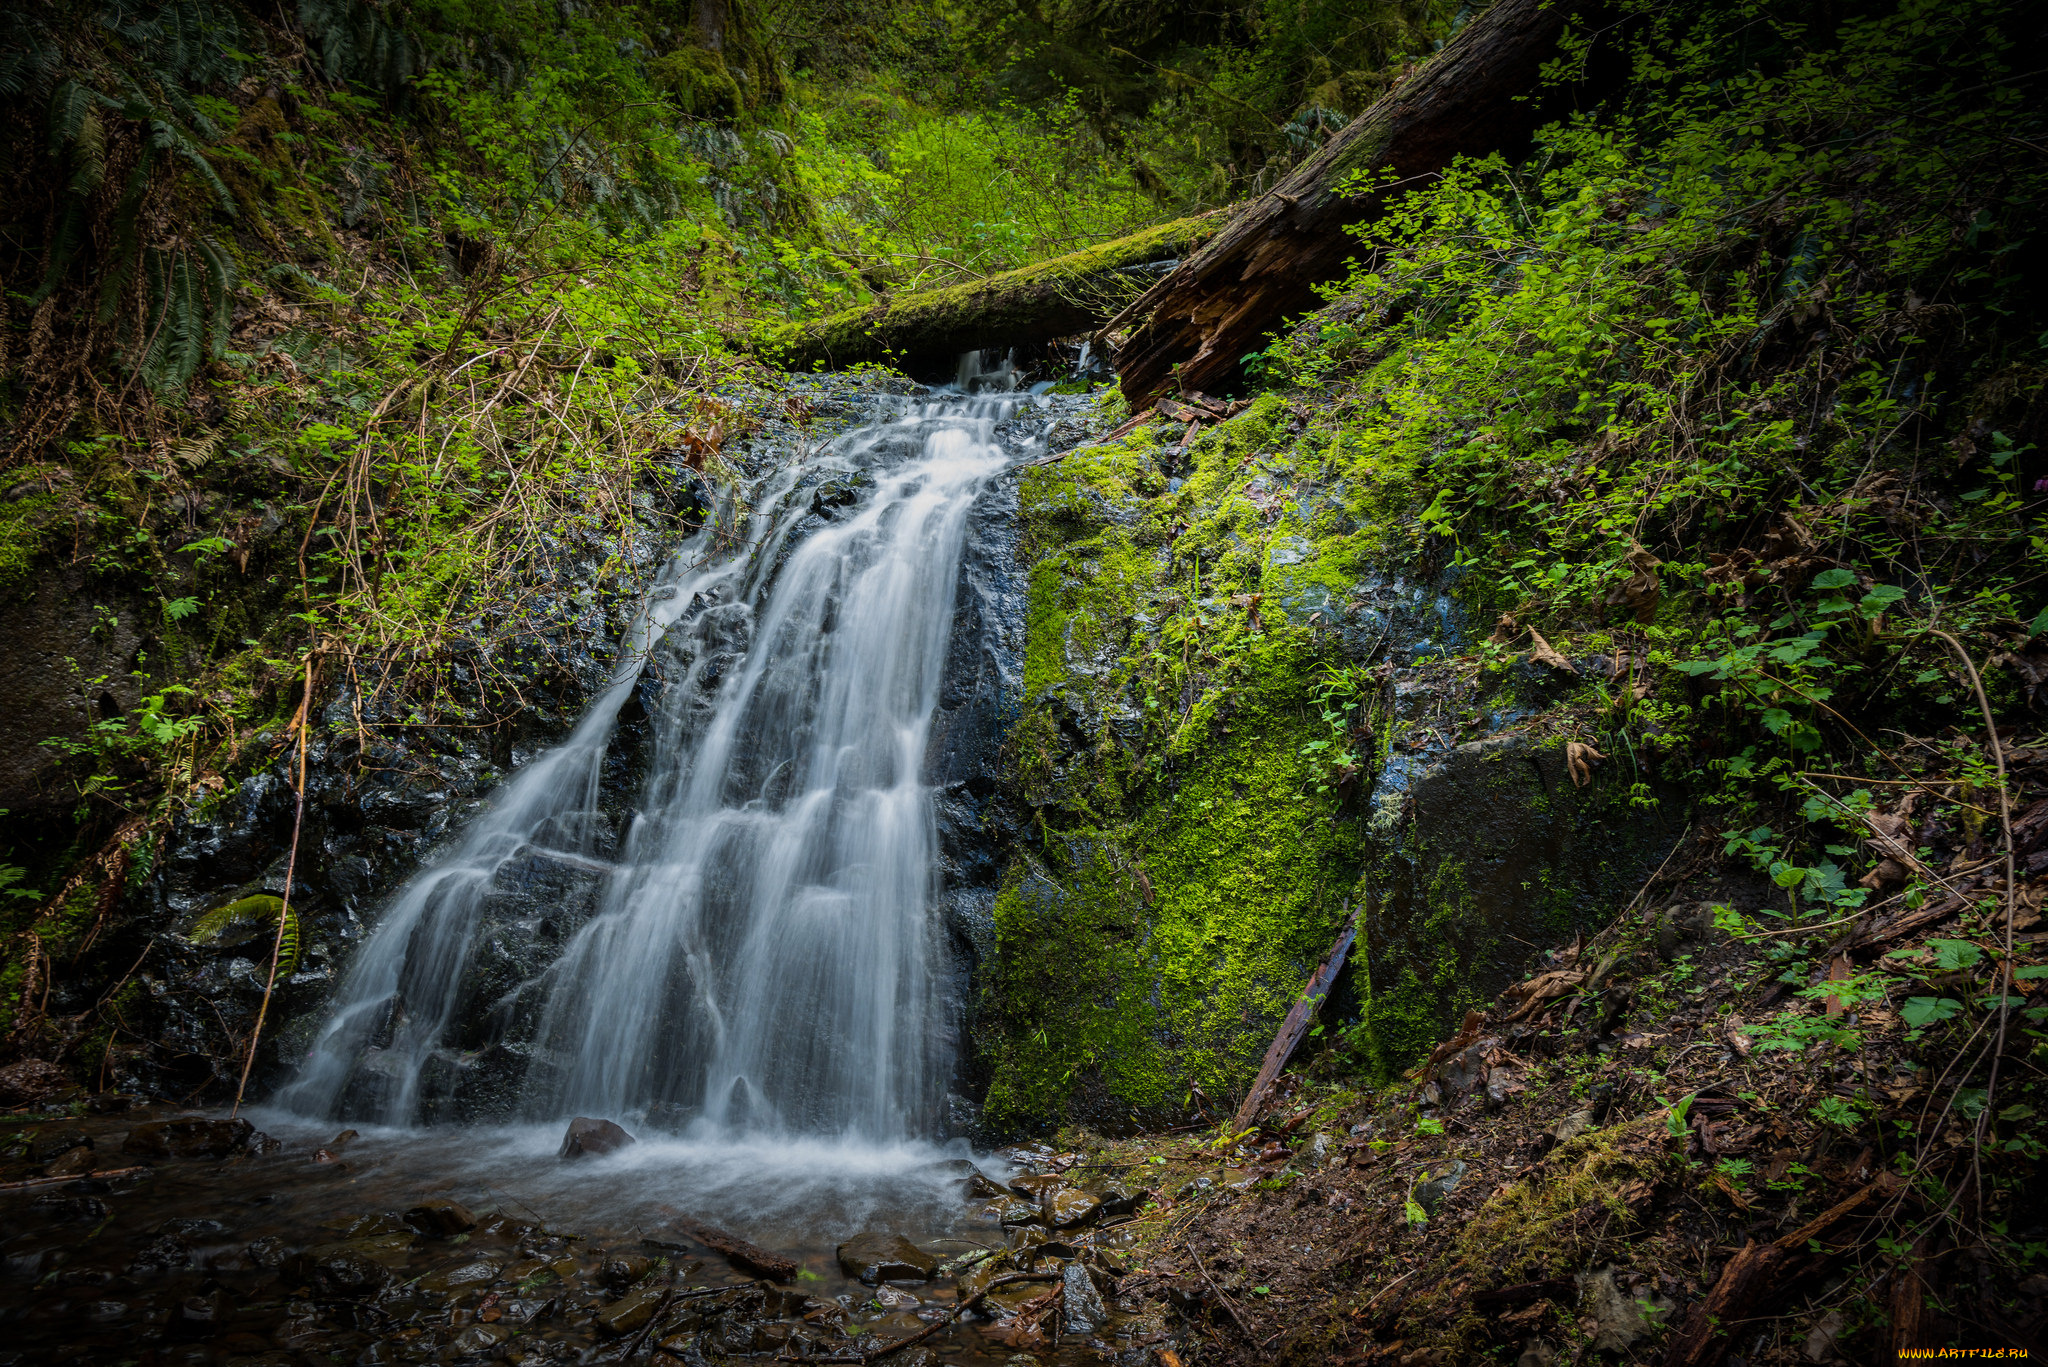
[1927,939,1983,971]
[1899,996,1962,1029]
[163,596,200,621]
[1810,567,1857,590]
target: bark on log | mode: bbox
[666,1216,797,1281]
[762,213,1226,375]
[1106,0,1587,403]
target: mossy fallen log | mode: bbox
[759,212,1226,376]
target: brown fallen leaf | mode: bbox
[1566,742,1607,787]
[1527,626,1577,673]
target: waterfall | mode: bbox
[277,370,1047,1140]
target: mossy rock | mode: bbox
[186,894,300,977]
[652,46,742,120]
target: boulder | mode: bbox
[600,1253,655,1292]
[558,1116,635,1160]
[121,1117,254,1160]
[404,1197,478,1238]
[1062,1261,1107,1335]
[835,1233,937,1284]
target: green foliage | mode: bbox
[186,894,300,976]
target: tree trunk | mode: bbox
[762,213,1225,377]
[1106,0,1587,403]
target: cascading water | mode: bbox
[278,363,1055,1141]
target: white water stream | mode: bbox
[279,364,1052,1144]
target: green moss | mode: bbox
[652,46,743,119]
[761,213,1226,370]
[0,488,68,598]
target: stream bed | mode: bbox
[1,1104,1166,1366]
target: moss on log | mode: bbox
[760,213,1226,375]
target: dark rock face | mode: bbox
[558,1116,635,1159]
[404,1197,478,1238]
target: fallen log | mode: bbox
[1105,0,1588,403]
[1230,903,1359,1132]
[661,1215,797,1281]
[761,213,1226,376]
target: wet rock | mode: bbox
[1410,1160,1466,1216]
[1576,1266,1672,1352]
[29,1192,108,1222]
[344,1212,413,1238]
[404,1197,478,1238]
[836,1233,937,1284]
[872,1285,920,1310]
[245,1235,288,1269]
[1091,1181,1148,1219]
[288,1245,393,1297]
[29,1128,91,1162]
[1303,1134,1333,1169]
[967,1170,1009,1199]
[417,1256,500,1293]
[995,1198,1042,1226]
[1043,1186,1102,1229]
[595,1285,667,1336]
[558,1116,635,1159]
[121,1116,254,1159]
[314,1129,358,1163]
[41,1145,97,1178]
[600,1253,655,1291]
[0,1058,69,1105]
[129,1232,194,1272]
[1062,1261,1107,1335]
[448,1323,512,1356]
[1005,1172,1066,1200]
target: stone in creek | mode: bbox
[447,1323,512,1356]
[121,1116,253,1159]
[314,1129,358,1164]
[1005,1172,1065,1200]
[558,1116,635,1159]
[600,1253,654,1291]
[418,1257,501,1293]
[284,1244,393,1298]
[29,1128,90,1162]
[344,1212,413,1238]
[1042,1186,1102,1229]
[1091,1181,1150,1219]
[40,1146,96,1178]
[244,1235,288,1269]
[872,1285,920,1309]
[404,1197,478,1238]
[595,1285,666,1336]
[129,1233,194,1272]
[1062,1261,1107,1335]
[29,1193,107,1223]
[835,1233,937,1284]
[994,1198,1041,1226]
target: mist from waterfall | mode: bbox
[276,366,1046,1141]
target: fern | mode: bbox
[186,894,301,977]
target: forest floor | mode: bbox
[1065,803,2048,1367]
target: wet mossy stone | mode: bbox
[835,1233,936,1284]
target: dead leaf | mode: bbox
[1490,612,1521,645]
[1604,544,1663,623]
[1527,627,1577,673]
[1566,742,1607,788]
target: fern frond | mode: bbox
[195,236,237,358]
[27,203,87,305]
[148,116,237,216]
[68,107,107,197]
[49,79,93,156]
[186,894,301,977]
[173,427,227,468]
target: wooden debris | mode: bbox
[667,1216,798,1282]
[1230,905,1360,1132]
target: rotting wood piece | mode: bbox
[664,1216,798,1282]
[761,213,1226,376]
[1105,0,1587,403]
[1230,904,1360,1132]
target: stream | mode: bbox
[1,362,1167,1366]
